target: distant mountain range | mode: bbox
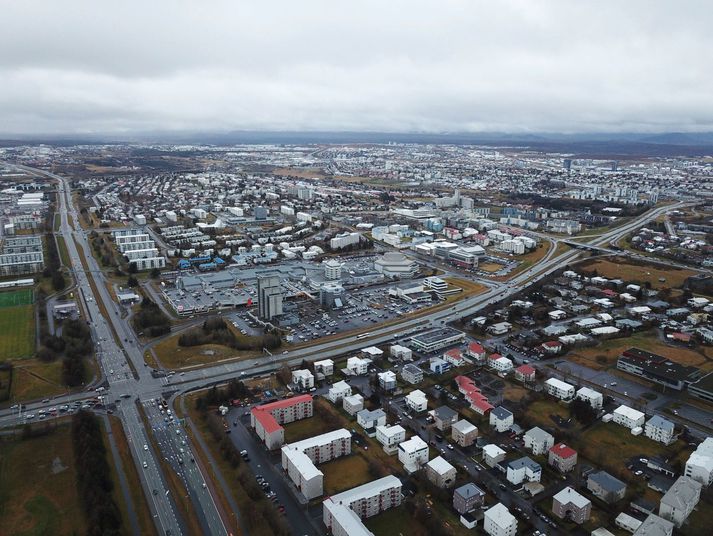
[3,130,713,157]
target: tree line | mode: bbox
[37,318,91,387]
[71,411,123,536]
[178,318,281,351]
[132,297,171,337]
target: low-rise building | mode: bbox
[405,389,428,413]
[658,475,701,528]
[576,386,603,410]
[425,456,457,488]
[429,356,451,375]
[482,444,507,467]
[322,476,402,536]
[523,427,555,456]
[685,437,713,486]
[356,409,387,436]
[342,394,364,416]
[617,348,702,391]
[632,514,674,536]
[613,405,646,430]
[488,354,514,373]
[390,344,413,361]
[401,363,423,385]
[250,395,313,450]
[489,406,514,433]
[453,483,485,514]
[430,405,459,431]
[514,364,536,383]
[328,380,352,403]
[314,359,334,376]
[587,471,627,504]
[347,356,371,375]
[451,419,478,447]
[292,369,315,390]
[549,443,578,473]
[375,424,406,455]
[545,378,575,400]
[398,436,429,473]
[483,503,517,536]
[645,415,675,445]
[506,457,542,485]
[552,487,591,524]
[377,370,397,392]
[410,327,465,353]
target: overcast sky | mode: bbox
[1,0,711,136]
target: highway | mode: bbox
[0,161,694,535]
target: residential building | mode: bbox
[456,375,494,415]
[506,457,542,485]
[549,443,578,473]
[632,514,674,536]
[342,394,364,416]
[482,444,506,468]
[356,409,386,436]
[645,415,675,445]
[292,369,315,390]
[488,354,514,373]
[425,456,457,488]
[613,405,646,429]
[398,436,429,473]
[658,475,701,528]
[514,364,536,383]
[552,487,591,524]
[453,483,485,514]
[0,235,44,276]
[489,406,514,433]
[430,406,459,432]
[405,389,428,413]
[401,364,423,385]
[378,370,397,392]
[451,419,478,447]
[587,471,627,504]
[576,387,603,410]
[346,356,371,375]
[250,395,313,450]
[375,424,406,455]
[322,476,402,536]
[466,341,486,363]
[523,427,555,456]
[429,357,451,375]
[281,429,351,499]
[328,380,352,403]
[390,344,413,361]
[483,503,517,536]
[545,378,575,400]
[685,437,713,486]
[443,348,466,367]
[314,359,334,377]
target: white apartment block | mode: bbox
[398,436,429,473]
[390,344,413,361]
[659,476,701,528]
[347,356,370,375]
[323,476,402,536]
[0,236,44,276]
[292,369,315,390]
[425,456,457,488]
[375,424,406,455]
[328,380,352,403]
[314,359,334,377]
[524,427,555,456]
[576,387,603,410]
[281,429,352,500]
[342,394,364,416]
[330,232,360,250]
[401,364,423,385]
[545,378,575,400]
[405,389,428,413]
[484,503,517,536]
[645,415,675,445]
[685,438,713,486]
[489,407,514,433]
[612,405,645,430]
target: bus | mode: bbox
[356,332,371,340]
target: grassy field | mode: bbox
[0,425,86,536]
[579,258,696,289]
[522,399,571,430]
[56,235,71,268]
[10,359,66,402]
[365,505,429,536]
[283,412,336,443]
[321,454,373,495]
[567,330,713,371]
[151,336,261,370]
[0,305,35,360]
[0,288,34,307]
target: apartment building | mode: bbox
[328,380,352,403]
[506,457,542,485]
[685,437,713,486]
[401,363,423,385]
[0,235,44,276]
[375,424,406,455]
[342,394,364,416]
[430,405,459,431]
[524,427,555,456]
[390,344,413,361]
[587,471,627,504]
[552,487,591,524]
[314,359,334,376]
[347,356,370,375]
[356,409,386,436]
[281,429,351,499]
[483,444,507,468]
[490,406,514,433]
[658,475,701,528]
[484,503,517,536]
[378,370,397,391]
[322,476,402,536]
[645,415,675,445]
[612,405,645,429]
[405,389,428,413]
[292,369,315,390]
[250,395,313,450]
[576,386,603,410]
[398,436,429,473]
[453,483,485,514]
[545,378,575,400]
[425,456,457,488]
[549,443,578,473]
[451,419,478,447]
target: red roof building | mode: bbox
[250,394,313,450]
[548,443,578,473]
[515,364,536,382]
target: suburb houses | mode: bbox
[251,394,314,450]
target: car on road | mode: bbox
[144,444,149,451]
[143,461,148,468]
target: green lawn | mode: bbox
[283,414,335,443]
[0,305,36,360]
[365,505,428,536]
[0,288,34,308]
[321,454,372,495]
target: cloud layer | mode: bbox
[1,0,711,135]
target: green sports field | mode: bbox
[0,288,34,308]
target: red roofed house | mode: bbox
[540,341,563,355]
[250,394,313,450]
[466,342,486,364]
[514,364,536,383]
[455,375,494,415]
[549,443,578,473]
[443,348,467,367]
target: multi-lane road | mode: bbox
[0,161,696,535]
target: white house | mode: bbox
[390,344,413,361]
[328,380,352,403]
[645,415,675,445]
[576,387,603,410]
[378,370,397,391]
[685,438,713,486]
[346,356,370,375]
[489,355,514,373]
[484,503,517,536]
[425,456,457,488]
[613,405,645,429]
[524,427,555,456]
[398,436,429,473]
[506,457,542,485]
[356,409,387,436]
[545,378,575,400]
[375,424,406,455]
[405,389,428,413]
[342,394,364,416]
[314,359,334,377]
[483,444,507,468]
[489,406,514,433]
[292,369,315,390]
[659,476,701,528]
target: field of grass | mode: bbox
[567,330,713,371]
[522,399,571,430]
[0,425,86,536]
[10,359,66,402]
[56,235,71,268]
[283,413,336,444]
[579,258,696,290]
[365,505,428,536]
[0,305,35,360]
[321,454,373,495]
[0,288,34,307]
[151,335,261,370]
